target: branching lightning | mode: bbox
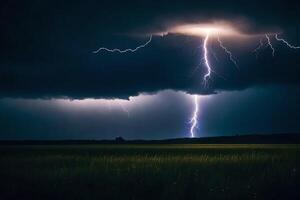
[93,35,153,54]
[93,23,300,138]
[217,36,239,68]
[189,95,199,138]
[255,34,300,57]
[275,34,300,49]
[265,34,275,56]
[194,34,238,137]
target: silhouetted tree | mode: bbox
[115,137,125,144]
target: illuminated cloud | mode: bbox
[151,20,280,39]
[165,22,243,37]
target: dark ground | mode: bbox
[0,143,299,200]
[1,133,300,145]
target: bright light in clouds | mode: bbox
[55,97,134,114]
[168,23,242,37]
[54,90,187,114]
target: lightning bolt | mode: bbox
[265,34,275,56]
[189,34,213,138]
[275,34,300,49]
[93,35,153,54]
[217,36,239,68]
[203,34,212,86]
[191,34,238,137]
[189,95,199,138]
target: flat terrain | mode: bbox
[0,144,299,200]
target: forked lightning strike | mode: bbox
[94,24,300,138]
[193,34,212,137]
[196,33,238,137]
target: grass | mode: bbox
[0,144,299,200]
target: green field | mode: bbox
[0,144,299,200]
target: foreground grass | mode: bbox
[0,144,299,200]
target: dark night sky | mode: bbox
[0,0,300,139]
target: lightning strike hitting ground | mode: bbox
[194,34,238,137]
[93,35,153,54]
[265,34,275,56]
[189,95,199,138]
[94,23,300,138]
[275,34,300,49]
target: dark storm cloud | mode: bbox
[1,87,299,139]
[0,91,193,139]
[1,0,300,99]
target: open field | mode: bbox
[0,144,299,200]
